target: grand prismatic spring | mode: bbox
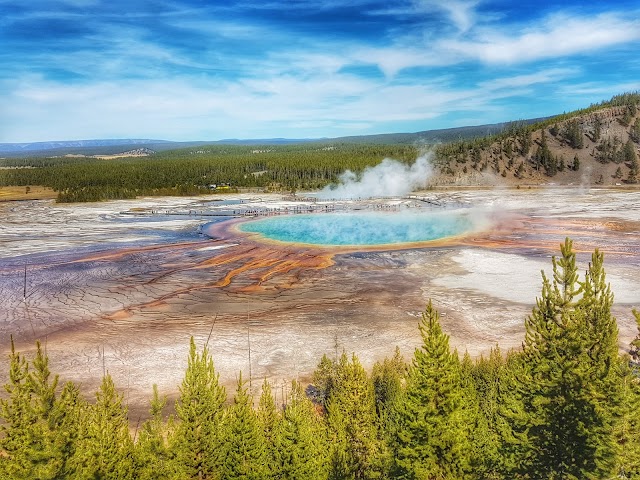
[1,188,640,416]
[238,211,475,246]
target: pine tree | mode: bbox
[630,118,640,143]
[71,373,134,479]
[461,350,501,479]
[562,119,584,149]
[518,239,621,479]
[626,139,639,183]
[0,337,36,479]
[593,116,602,142]
[327,353,388,479]
[49,381,85,478]
[278,380,328,480]
[312,354,336,407]
[624,139,637,164]
[25,341,67,479]
[0,341,85,479]
[615,356,640,479]
[491,349,532,477]
[221,373,268,479]
[134,384,172,480]
[393,301,472,479]
[572,154,580,171]
[371,347,406,443]
[170,337,226,479]
[257,379,281,478]
[613,309,640,478]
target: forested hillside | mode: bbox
[2,240,640,479]
[0,92,638,202]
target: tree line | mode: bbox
[2,239,639,479]
[0,144,418,202]
[2,92,639,202]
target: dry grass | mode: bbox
[0,186,57,202]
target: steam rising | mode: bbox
[317,154,433,199]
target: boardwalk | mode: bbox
[120,194,457,219]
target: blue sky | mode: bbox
[1,0,639,142]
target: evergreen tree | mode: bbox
[327,353,388,479]
[134,384,172,480]
[278,380,328,480]
[463,349,504,479]
[572,154,580,171]
[517,239,621,479]
[519,131,532,156]
[0,337,36,479]
[624,139,637,164]
[534,130,558,176]
[371,347,406,442]
[615,310,640,478]
[0,339,82,479]
[562,119,584,148]
[257,379,281,478]
[615,166,624,179]
[615,356,640,479]
[492,349,532,478]
[558,156,565,172]
[625,139,639,183]
[27,342,77,479]
[631,310,640,362]
[221,373,268,479]
[393,301,472,479]
[312,354,336,407]
[593,116,602,142]
[50,381,85,478]
[628,159,639,184]
[170,337,226,480]
[71,373,134,479]
[630,118,640,143]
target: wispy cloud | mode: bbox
[1,1,639,142]
[443,12,640,64]
[416,0,480,32]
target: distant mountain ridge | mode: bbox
[0,139,173,153]
[0,118,545,157]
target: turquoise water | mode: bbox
[239,211,473,246]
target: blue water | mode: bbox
[239,211,473,246]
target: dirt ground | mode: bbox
[1,189,639,418]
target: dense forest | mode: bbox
[0,144,418,202]
[1,92,639,202]
[2,239,640,479]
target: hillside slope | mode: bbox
[429,94,640,187]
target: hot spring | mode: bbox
[238,211,475,247]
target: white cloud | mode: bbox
[0,72,481,141]
[2,3,640,142]
[479,68,577,90]
[354,46,449,76]
[443,13,640,64]
[556,81,640,98]
[426,0,479,32]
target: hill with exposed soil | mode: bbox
[429,93,640,187]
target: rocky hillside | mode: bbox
[430,93,640,187]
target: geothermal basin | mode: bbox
[1,188,639,417]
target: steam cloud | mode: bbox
[317,154,433,199]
